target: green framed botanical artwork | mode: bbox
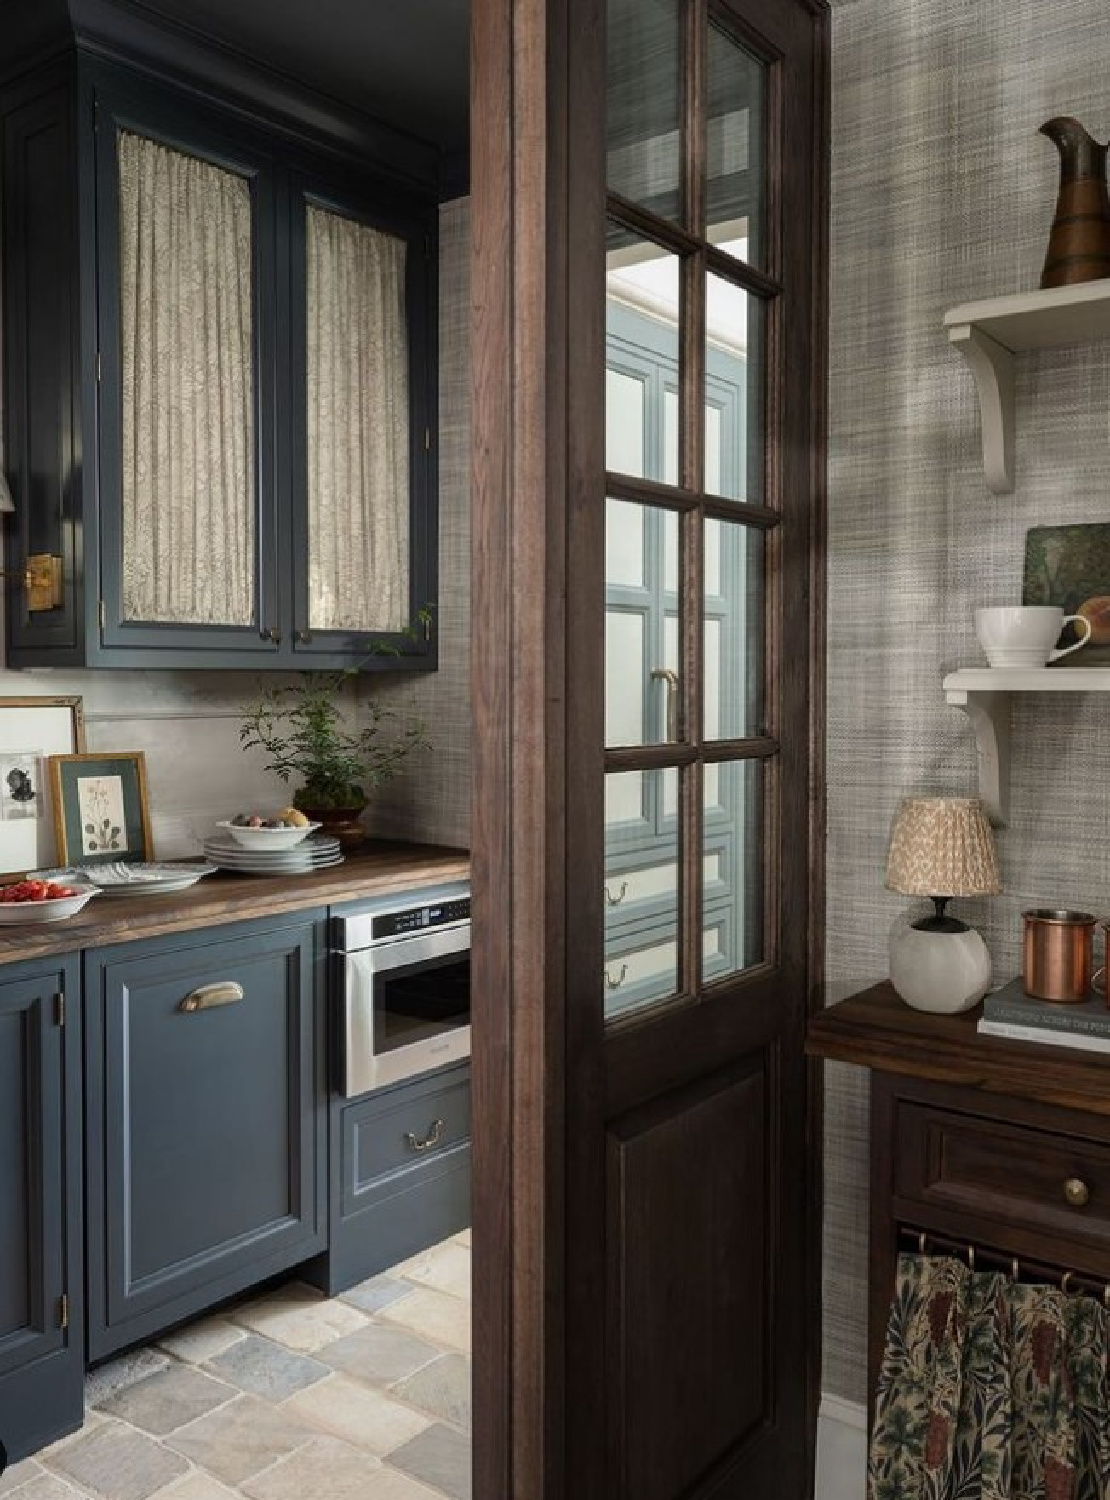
[1023,523,1110,666]
[48,752,154,866]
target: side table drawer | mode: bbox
[894,1101,1110,1253]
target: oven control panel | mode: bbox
[372,896,471,941]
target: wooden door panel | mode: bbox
[607,1059,770,1500]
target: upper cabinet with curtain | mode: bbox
[0,35,438,671]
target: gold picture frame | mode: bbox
[48,751,154,867]
[0,696,86,877]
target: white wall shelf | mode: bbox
[944,279,1110,495]
[943,667,1110,825]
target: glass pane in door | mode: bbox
[606,0,682,222]
[606,224,680,484]
[306,205,410,633]
[604,768,681,1021]
[707,24,766,264]
[705,272,765,505]
[118,130,255,626]
[705,518,764,741]
[606,500,681,747]
[704,758,764,979]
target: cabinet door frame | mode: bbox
[0,955,83,1464]
[284,163,439,667]
[83,914,326,1362]
[91,68,284,660]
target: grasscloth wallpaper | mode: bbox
[825,0,1110,1401]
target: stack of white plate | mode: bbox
[202,833,344,875]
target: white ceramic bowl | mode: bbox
[0,885,98,923]
[216,819,321,850]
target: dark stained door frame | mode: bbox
[470,0,829,1493]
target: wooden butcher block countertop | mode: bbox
[0,841,470,964]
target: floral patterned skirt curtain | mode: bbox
[869,1253,1110,1500]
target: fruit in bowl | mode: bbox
[0,879,98,923]
[216,810,321,850]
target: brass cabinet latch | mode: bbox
[0,554,64,612]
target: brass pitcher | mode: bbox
[1040,117,1110,288]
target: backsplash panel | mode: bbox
[826,0,1110,1400]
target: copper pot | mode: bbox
[1022,909,1097,1003]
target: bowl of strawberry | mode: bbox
[0,879,98,923]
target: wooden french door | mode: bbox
[471,0,828,1495]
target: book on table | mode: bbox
[978,976,1110,1052]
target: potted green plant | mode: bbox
[239,671,429,848]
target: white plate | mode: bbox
[0,884,98,923]
[215,819,321,850]
[202,837,340,865]
[75,862,217,895]
[206,852,345,876]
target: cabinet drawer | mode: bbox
[603,907,733,1020]
[604,839,731,928]
[343,1064,471,1205]
[895,1101,1110,1254]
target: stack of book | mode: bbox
[978,977,1110,1053]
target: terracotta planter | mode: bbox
[296,802,367,851]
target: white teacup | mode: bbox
[975,605,1091,668]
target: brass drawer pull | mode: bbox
[604,963,628,991]
[406,1119,445,1153]
[604,881,628,908]
[179,982,245,1013]
[1064,1177,1091,1208]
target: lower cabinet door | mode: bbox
[84,916,325,1360]
[0,956,82,1463]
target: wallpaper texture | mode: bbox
[825,0,1110,1401]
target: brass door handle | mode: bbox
[179,982,245,1013]
[604,881,628,908]
[650,667,680,743]
[604,963,628,991]
[406,1119,445,1153]
[1064,1177,1091,1208]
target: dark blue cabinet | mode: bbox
[0,956,82,1464]
[83,915,326,1361]
[307,1060,471,1297]
[1,31,440,672]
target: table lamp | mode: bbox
[885,796,1001,1014]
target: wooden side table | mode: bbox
[807,983,1110,1414]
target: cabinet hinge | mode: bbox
[96,352,102,384]
[99,599,106,630]
[424,427,431,452]
[53,992,65,1028]
[58,1293,69,1330]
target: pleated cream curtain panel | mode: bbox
[306,205,410,635]
[118,129,256,626]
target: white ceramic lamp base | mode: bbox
[889,923,992,1015]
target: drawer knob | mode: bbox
[406,1119,445,1153]
[1064,1177,1091,1208]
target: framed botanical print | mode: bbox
[48,752,154,866]
[0,696,86,876]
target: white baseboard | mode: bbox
[815,1394,867,1500]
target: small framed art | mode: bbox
[0,696,86,876]
[48,751,154,866]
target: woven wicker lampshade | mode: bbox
[886,796,1001,898]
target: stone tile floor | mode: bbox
[1,1233,472,1500]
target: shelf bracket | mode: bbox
[944,686,1011,826]
[947,323,1015,495]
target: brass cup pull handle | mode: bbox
[604,963,628,991]
[406,1119,445,1153]
[179,982,245,1013]
[1065,1177,1091,1208]
[604,881,628,908]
